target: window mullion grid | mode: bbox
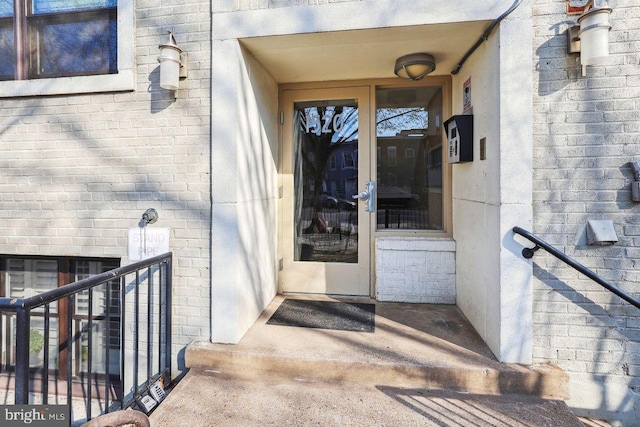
[13,0,29,79]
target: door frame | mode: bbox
[278,85,372,296]
[278,77,453,297]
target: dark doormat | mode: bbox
[267,299,375,333]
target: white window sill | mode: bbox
[0,69,135,98]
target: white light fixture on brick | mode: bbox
[394,53,436,81]
[567,5,612,76]
[158,30,187,91]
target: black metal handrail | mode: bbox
[0,252,172,423]
[513,226,640,309]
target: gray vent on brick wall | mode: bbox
[586,220,618,245]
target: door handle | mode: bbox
[353,181,375,212]
[353,191,369,201]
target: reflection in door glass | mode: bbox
[376,87,444,230]
[293,100,358,263]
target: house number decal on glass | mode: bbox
[304,110,345,136]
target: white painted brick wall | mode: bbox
[228,0,362,11]
[376,238,456,304]
[0,0,211,374]
[533,0,640,424]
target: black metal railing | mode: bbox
[0,252,172,423]
[376,207,430,230]
[513,226,640,310]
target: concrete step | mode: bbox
[150,369,584,427]
[186,340,568,400]
[185,296,569,400]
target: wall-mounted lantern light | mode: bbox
[394,53,436,81]
[567,5,612,76]
[158,30,187,91]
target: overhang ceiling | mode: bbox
[239,21,492,83]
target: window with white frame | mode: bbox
[405,148,415,166]
[1,0,117,80]
[387,146,397,167]
[0,2,14,80]
[344,178,356,198]
[329,153,337,170]
[342,151,355,169]
[0,0,134,97]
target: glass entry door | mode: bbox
[280,87,371,296]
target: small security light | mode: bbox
[158,30,187,91]
[394,53,436,81]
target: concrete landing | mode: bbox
[149,295,583,426]
[185,295,569,399]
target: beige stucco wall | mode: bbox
[452,2,534,364]
[210,0,535,363]
[210,41,280,343]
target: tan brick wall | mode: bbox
[214,0,363,12]
[532,0,640,423]
[0,0,211,366]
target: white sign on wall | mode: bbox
[463,78,471,112]
[128,227,170,261]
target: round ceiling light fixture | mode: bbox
[394,53,436,81]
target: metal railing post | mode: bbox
[14,307,30,404]
[166,255,172,380]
